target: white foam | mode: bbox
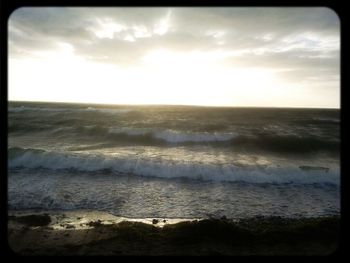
[8,149,340,185]
[107,128,237,143]
[108,127,150,136]
[86,107,95,111]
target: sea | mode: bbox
[8,101,340,219]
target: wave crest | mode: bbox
[107,128,237,143]
[8,147,339,185]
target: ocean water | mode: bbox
[8,101,340,218]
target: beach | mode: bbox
[8,210,339,255]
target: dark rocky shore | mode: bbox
[8,211,339,255]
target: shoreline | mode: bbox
[8,210,340,255]
[8,209,201,229]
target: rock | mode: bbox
[163,219,167,223]
[14,214,51,227]
[87,220,102,227]
[21,226,29,232]
[66,225,75,229]
[152,219,159,224]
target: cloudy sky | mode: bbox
[8,7,340,108]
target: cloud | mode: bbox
[8,7,340,89]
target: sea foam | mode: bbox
[8,147,339,185]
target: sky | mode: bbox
[8,7,340,108]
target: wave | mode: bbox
[9,122,339,154]
[312,117,340,124]
[8,147,339,185]
[85,107,133,114]
[9,120,237,145]
[8,106,134,115]
[108,128,238,143]
[105,128,339,153]
[232,135,340,154]
[8,106,71,113]
[8,123,53,133]
[153,130,237,143]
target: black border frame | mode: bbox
[1,0,346,260]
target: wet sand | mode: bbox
[8,210,339,255]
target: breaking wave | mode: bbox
[108,128,238,143]
[8,147,339,185]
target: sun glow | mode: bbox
[9,45,291,107]
[139,49,280,106]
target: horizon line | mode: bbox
[8,99,340,110]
